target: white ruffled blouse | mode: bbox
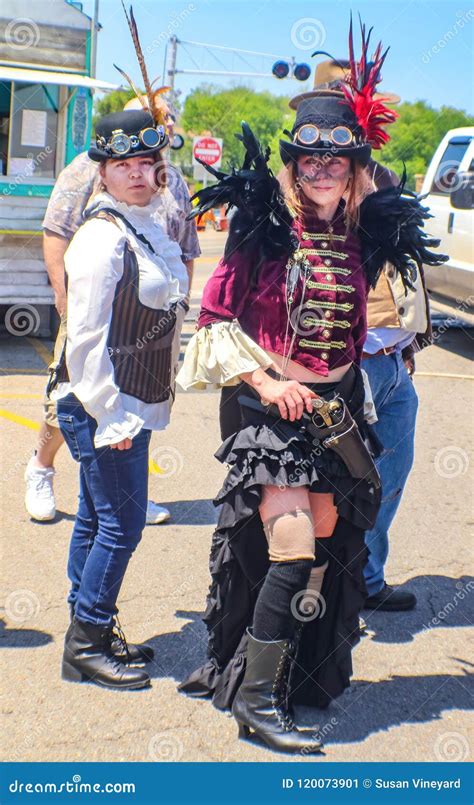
[177,320,377,423]
[176,319,273,389]
[52,192,189,447]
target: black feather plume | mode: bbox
[187,122,295,264]
[358,170,448,292]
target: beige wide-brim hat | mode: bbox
[123,90,173,117]
[289,59,400,110]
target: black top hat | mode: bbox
[88,110,169,162]
[279,93,371,167]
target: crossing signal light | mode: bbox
[293,63,311,82]
[272,60,290,79]
[272,60,311,81]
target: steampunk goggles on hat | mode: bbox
[96,124,166,156]
[294,123,355,147]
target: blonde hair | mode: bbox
[283,158,373,231]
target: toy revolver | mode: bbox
[238,393,381,489]
[307,396,381,489]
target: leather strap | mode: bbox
[362,345,397,359]
[108,327,176,357]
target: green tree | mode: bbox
[178,85,292,178]
[95,87,473,191]
[180,90,473,189]
[92,88,140,130]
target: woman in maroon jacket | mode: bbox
[177,73,444,753]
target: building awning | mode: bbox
[0,65,120,91]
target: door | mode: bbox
[423,133,473,303]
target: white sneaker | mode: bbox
[146,501,171,525]
[24,457,56,521]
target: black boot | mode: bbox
[231,630,323,754]
[109,618,154,664]
[364,582,416,611]
[68,606,154,664]
[62,618,151,690]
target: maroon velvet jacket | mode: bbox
[198,207,370,377]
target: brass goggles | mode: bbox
[294,124,354,147]
[96,125,166,156]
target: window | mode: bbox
[430,137,472,195]
[0,82,10,175]
[5,82,59,179]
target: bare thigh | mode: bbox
[258,485,314,561]
[259,485,338,539]
[309,492,338,538]
[259,485,311,521]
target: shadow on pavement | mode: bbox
[141,609,208,683]
[296,669,474,745]
[141,587,473,746]
[430,327,474,359]
[363,574,474,644]
[0,617,53,648]
[27,510,76,526]
[152,499,217,526]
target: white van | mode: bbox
[420,127,473,321]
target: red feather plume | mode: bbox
[339,15,399,148]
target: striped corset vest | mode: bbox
[53,210,186,405]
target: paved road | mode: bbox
[1,230,473,763]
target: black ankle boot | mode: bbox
[62,618,151,690]
[68,607,153,664]
[231,630,322,754]
[109,619,154,664]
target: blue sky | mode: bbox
[80,0,473,114]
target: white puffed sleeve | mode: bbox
[361,367,378,424]
[176,320,273,390]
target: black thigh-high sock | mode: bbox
[314,538,333,566]
[252,559,314,642]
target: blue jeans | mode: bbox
[361,351,419,596]
[56,394,151,626]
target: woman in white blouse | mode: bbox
[51,110,189,690]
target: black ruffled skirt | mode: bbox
[179,364,381,710]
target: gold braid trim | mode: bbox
[300,248,349,260]
[298,339,347,350]
[301,231,346,241]
[301,317,351,329]
[306,280,355,293]
[311,266,352,276]
[305,299,354,311]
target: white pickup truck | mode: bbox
[420,127,474,323]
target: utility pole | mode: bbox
[167,35,178,99]
[90,0,99,78]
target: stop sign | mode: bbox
[193,136,223,167]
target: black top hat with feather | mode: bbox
[280,16,398,167]
[89,4,174,162]
[89,109,168,162]
[279,92,371,166]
